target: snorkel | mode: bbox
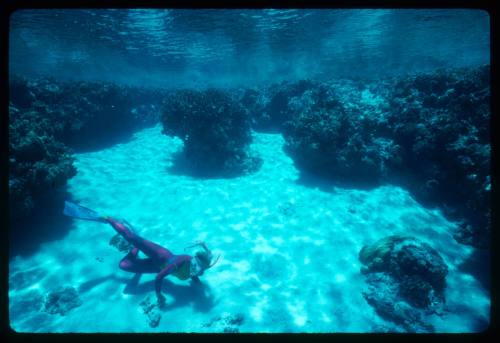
[184,241,221,276]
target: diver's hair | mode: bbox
[195,250,212,269]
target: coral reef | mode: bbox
[240,86,270,130]
[282,82,402,185]
[262,79,318,132]
[9,76,166,149]
[363,273,434,333]
[202,312,245,333]
[244,65,490,248]
[9,75,166,226]
[42,286,82,316]
[161,89,262,177]
[139,294,162,328]
[239,80,318,132]
[359,235,449,332]
[384,65,491,249]
[9,103,77,222]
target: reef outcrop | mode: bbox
[384,66,491,249]
[9,103,77,222]
[161,89,262,177]
[282,81,402,186]
[42,286,83,316]
[202,312,245,333]
[139,294,162,328]
[359,235,449,332]
[10,76,166,149]
[240,65,490,249]
[261,80,317,132]
[9,75,166,228]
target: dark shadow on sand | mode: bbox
[65,126,140,153]
[123,273,217,313]
[295,168,465,220]
[295,169,382,193]
[78,274,127,294]
[9,187,76,258]
[166,150,259,180]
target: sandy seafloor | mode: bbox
[9,125,490,333]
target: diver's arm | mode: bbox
[155,265,174,301]
[155,256,191,302]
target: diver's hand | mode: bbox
[157,294,166,308]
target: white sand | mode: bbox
[9,125,490,333]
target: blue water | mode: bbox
[10,9,490,87]
[8,9,490,333]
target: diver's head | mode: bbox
[186,243,221,277]
[195,249,212,271]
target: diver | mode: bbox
[63,201,220,306]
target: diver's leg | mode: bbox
[119,248,138,271]
[106,217,172,261]
[119,256,159,274]
[129,247,139,258]
[122,247,139,262]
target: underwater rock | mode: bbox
[360,235,448,302]
[42,286,82,316]
[139,294,162,328]
[161,88,261,177]
[202,312,245,333]
[359,235,448,332]
[398,275,438,309]
[363,273,434,333]
[109,233,133,253]
[359,235,410,273]
[282,81,401,186]
[388,241,448,294]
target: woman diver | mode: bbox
[63,201,220,305]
